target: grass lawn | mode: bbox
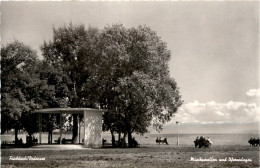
[1,145,259,168]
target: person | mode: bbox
[164,137,168,145]
[207,137,212,145]
[194,137,199,148]
[120,138,127,147]
[26,135,29,144]
[19,138,23,145]
[132,137,138,147]
[102,138,106,145]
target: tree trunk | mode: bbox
[118,131,121,141]
[48,131,52,144]
[120,132,127,147]
[28,133,32,145]
[50,132,52,144]
[71,83,79,144]
[72,114,78,143]
[14,127,18,145]
[123,132,127,140]
[111,130,115,147]
[127,129,133,148]
[118,131,122,147]
[48,132,50,144]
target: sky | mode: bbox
[1,1,259,125]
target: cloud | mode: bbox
[169,89,260,124]
[246,88,260,97]
[170,100,259,124]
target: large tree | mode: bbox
[98,24,183,147]
[41,23,182,147]
[1,41,39,144]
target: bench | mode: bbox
[55,138,73,144]
[62,139,73,144]
[2,141,14,145]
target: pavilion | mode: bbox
[36,108,107,148]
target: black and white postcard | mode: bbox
[1,1,259,168]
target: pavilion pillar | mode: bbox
[39,113,42,144]
[83,110,102,148]
[59,112,62,145]
[83,112,85,145]
[78,116,80,144]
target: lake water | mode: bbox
[102,133,259,146]
[2,133,258,146]
[131,133,259,146]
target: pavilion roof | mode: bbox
[35,108,107,114]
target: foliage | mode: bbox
[1,41,38,138]
[96,24,183,146]
[40,24,100,141]
[2,24,183,147]
[41,23,183,146]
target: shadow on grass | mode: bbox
[99,145,148,149]
[1,144,37,149]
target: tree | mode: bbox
[35,60,71,143]
[1,41,39,144]
[98,24,183,147]
[40,24,100,142]
[41,23,183,147]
